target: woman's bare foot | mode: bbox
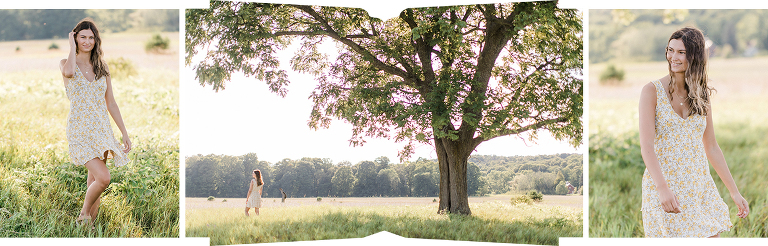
[76,214,92,225]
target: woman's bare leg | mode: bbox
[86,171,102,220]
[255,208,259,215]
[79,158,110,223]
[245,207,250,216]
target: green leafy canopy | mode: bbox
[186,1,582,161]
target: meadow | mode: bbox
[186,195,583,245]
[0,32,180,237]
[589,57,768,237]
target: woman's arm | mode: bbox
[60,32,77,81]
[702,108,750,218]
[639,82,681,213]
[246,179,254,198]
[104,65,131,153]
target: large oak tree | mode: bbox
[186,0,582,215]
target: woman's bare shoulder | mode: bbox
[640,81,658,106]
[641,82,657,95]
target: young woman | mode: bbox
[638,27,750,237]
[245,169,264,216]
[59,18,131,225]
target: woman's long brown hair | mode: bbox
[253,169,264,186]
[72,17,110,80]
[667,27,715,117]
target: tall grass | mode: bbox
[187,202,581,245]
[0,65,179,236]
[589,107,768,237]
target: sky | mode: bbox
[180,11,583,165]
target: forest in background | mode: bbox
[0,9,179,41]
[590,9,768,64]
[185,153,582,199]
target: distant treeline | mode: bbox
[591,9,768,63]
[185,153,583,199]
[0,9,179,41]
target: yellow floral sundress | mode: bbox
[65,64,130,167]
[641,80,731,237]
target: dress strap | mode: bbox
[651,80,665,105]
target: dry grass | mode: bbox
[590,56,768,135]
[186,195,583,211]
[0,32,178,72]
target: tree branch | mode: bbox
[472,117,569,148]
[294,5,415,86]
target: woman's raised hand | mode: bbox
[731,193,750,218]
[658,187,681,213]
[68,31,76,49]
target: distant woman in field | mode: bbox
[638,26,749,237]
[245,169,264,216]
[59,18,131,225]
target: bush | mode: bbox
[145,34,170,53]
[48,42,59,50]
[15,46,21,52]
[432,198,437,202]
[510,195,533,205]
[107,57,138,80]
[222,199,227,202]
[207,196,215,201]
[599,64,625,84]
[316,197,322,202]
[526,191,543,202]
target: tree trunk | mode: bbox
[436,137,450,213]
[435,136,472,215]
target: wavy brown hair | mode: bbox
[72,18,110,80]
[253,169,264,186]
[666,27,715,117]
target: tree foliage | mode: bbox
[186,1,582,157]
[185,153,581,198]
[590,9,768,63]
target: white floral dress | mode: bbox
[641,80,731,237]
[246,179,262,208]
[65,64,130,167]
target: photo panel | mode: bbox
[182,0,584,245]
[0,9,180,237]
[588,9,768,238]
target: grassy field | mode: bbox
[0,32,179,237]
[186,195,583,245]
[589,57,768,237]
